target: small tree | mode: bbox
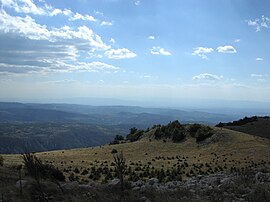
[113,151,126,191]
[0,155,3,166]
[22,152,65,193]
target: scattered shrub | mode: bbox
[22,153,65,185]
[110,135,125,145]
[111,149,118,154]
[154,120,185,141]
[0,155,3,166]
[113,151,126,191]
[196,126,214,142]
[126,130,144,142]
[188,124,202,137]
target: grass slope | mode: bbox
[3,127,270,182]
[222,117,270,139]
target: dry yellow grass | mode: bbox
[3,127,270,173]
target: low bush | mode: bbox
[0,155,3,166]
[195,126,214,142]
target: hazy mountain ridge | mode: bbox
[0,123,128,154]
[0,102,239,125]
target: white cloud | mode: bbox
[251,74,268,82]
[246,15,270,32]
[50,8,62,16]
[0,0,98,25]
[0,60,120,75]
[1,0,47,15]
[0,10,110,50]
[148,36,155,40]
[150,46,171,56]
[251,74,267,78]
[94,10,104,16]
[110,38,116,44]
[69,12,96,22]
[193,73,223,81]
[192,47,213,59]
[62,9,72,16]
[101,21,113,26]
[135,0,140,6]
[256,57,264,61]
[217,45,236,53]
[105,48,137,59]
[234,39,241,43]
[73,61,120,72]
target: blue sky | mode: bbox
[0,0,270,105]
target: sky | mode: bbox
[0,0,270,106]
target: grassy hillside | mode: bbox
[217,116,270,139]
[3,126,270,183]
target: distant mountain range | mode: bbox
[0,102,240,125]
[0,101,266,154]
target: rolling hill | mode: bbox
[217,116,270,139]
[1,120,270,202]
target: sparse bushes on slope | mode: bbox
[216,116,259,127]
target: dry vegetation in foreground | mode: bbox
[2,127,270,184]
[1,125,270,201]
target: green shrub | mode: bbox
[22,153,65,182]
[196,126,214,142]
[188,124,202,137]
[154,120,185,140]
[0,155,3,166]
[110,135,125,145]
[172,129,186,142]
[126,130,144,142]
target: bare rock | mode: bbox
[15,180,28,189]
[148,178,159,185]
[108,178,120,186]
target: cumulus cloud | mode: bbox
[217,45,236,53]
[101,21,113,26]
[134,0,140,6]
[150,46,171,56]
[0,2,125,76]
[256,57,264,61]
[69,13,96,22]
[0,59,120,75]
[246,15,270,32]
[0,0,47,15]
[110,38,116,44]
[251,74,267,78]
[0,10,110,50]
[105,48,136,59]
[192,73,223,81]
[192,47,213,59]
